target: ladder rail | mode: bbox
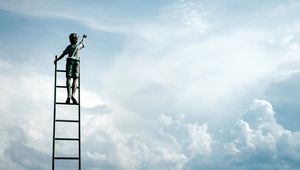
[78,70,81,170]
[52,56,57,170]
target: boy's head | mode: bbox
[69,33,78,45]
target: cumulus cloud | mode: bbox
[82,113,188,170]
[227,99,300,170]
[173,99,300,170]
[158,113,213,156]
[81,108,213,170]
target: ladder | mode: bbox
[52,56,81,170]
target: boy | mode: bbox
[54,33,87,104]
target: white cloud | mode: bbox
[82,113,188,170]
[186,123,212,155]
[240,99,276,128]
[228,99,300,169]
[81,88,105,108]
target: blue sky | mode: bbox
[1,0,300,169]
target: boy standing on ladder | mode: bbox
[54,33,87,104]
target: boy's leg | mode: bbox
[71,78,78,104]
[66,59,73,103]
[66,78,72,103]
[71,61,79,104]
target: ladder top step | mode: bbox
[56,119,79,123]
[55,137,79,141]
[56,102,79,105]
[54,157,79,160]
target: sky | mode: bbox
[1,0,300,169]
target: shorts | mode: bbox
[66,58,80,78]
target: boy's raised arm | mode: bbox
[79,35,87,49]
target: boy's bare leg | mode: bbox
[71,78,78,104]
[66,78,72,103]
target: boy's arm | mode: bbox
[54,53,66,65]
[79,35,87,49]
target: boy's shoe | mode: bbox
[71,97,78,104]
[66,97,71,104]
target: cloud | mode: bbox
[82,113,188,170]
[82,99,300,169]
[239,100,276,128]
[4,127,50,170]
[2,74,300,170]
[228,99,300,170]
[81,108,213,170]
[187,123,212,155]
[179,99,300,170]
[0,58,54,129]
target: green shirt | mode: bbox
[63,42,84,60]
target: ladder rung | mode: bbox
[56,85,79,89]
[56,119,79,123]
[54,157,79,160]
[56,85,67,88]
[55,137,79,141]
[56,70,66,72]
[56,102,79,105]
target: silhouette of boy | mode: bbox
[54,33,87,104]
